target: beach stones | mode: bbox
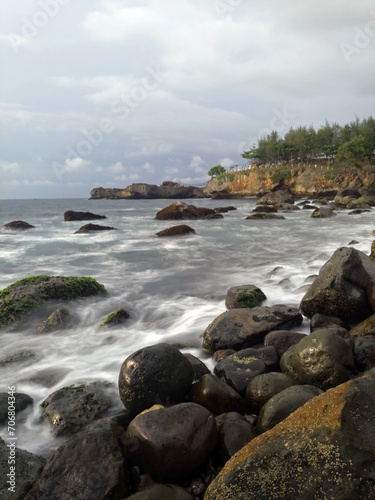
[118,343,194,414]
[122,402,217,483]
[190,374,245,415]
[245,372,297,413]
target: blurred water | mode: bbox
[0,197,373,456]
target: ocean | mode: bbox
[0,197,373,457]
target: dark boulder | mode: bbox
[311,207,336,218]
[246,213,285,220]
[204,369,375,500]
[0,275,106,329]
[2,220,35,230]
[74,223,117,233]
[99,308,130,328]
[64,210,106,221]
[353,335,375,371]
[252,205,278,213]
[203,213,224,219]
[202,305,302,352]
[310,313,349,332]
[118,343,194,414]
[155,202,216,220]
[225,285,267,309]
[214,206,237,213]
[214,346,279,395]
[126,483,195,499]
[334,188,361,204]
[40,381,116,437]
[300,247,375,322]
[37,308,71,333]
[122,402,217,483]
[190,373,245,415]
[263,330,307,357]
[257,189,294,206]
[0,393,33,424]
[0,438,46,500]
[24,426,130,500]
[256,384,323,433]
[214,412,257,466]
[183,353,211,381]
[245,372,297,413]
[280,326,355,390]
[156,224,196,237]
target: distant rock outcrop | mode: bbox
[64,211,106,221]
[90,181,208,199]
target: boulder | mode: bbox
[118,343,194,414]
[263,330,306,357]
[245,372,297,414]
[246,213,285,220]
[225,285,267,309]
[203,213,224,219]
[156,224,196,237]
[257,189,294,206]
[155,202,216,220]
[214,346,279,395]
[190,374,245,415]
[204,369,375,500]
[0,438,46,500]
[334,188,361,204]
[353,335,375,371]
[183,353,211,381]
[64,210,106,221]
[40,381,116,437]
[214,412,257,466]
[0,275,106,329]
[280,326,355,390]
[300,247,375,322]
[126,483,195,499]
[24,426,130,500]
[2,220,35,230]
[0,393,33,424]
[214,206,237,213]
[252,205,278,213]
[256,385,323,433]
[74,223,117,233]
[99,308,130,328]
[122,402,217,483]
[202,305,302,352]
[310,313,348,332]
[37,308,71,333]
[0,349,36,367]
[311,207,336,218]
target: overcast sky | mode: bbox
[1,0,374,199]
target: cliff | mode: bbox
[203,162,375,198]
[90,182,208,200]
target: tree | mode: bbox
[336,135,368,167]
[208,165,226,177]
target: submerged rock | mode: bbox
[2,220,35,230]
[0,275,106,329]
[64,210,106,221]
[37,308,71,333]
[0,393,33,424]
[155,202,216,220]
[74,223,117,233]
[156,224,196,237]
[246,213,285,220]
[204,369,375,500]
[99,308,130,328]
[311,207,336,218]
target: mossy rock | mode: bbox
[0,275,106,329]
[99,308,130,328]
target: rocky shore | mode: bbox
[90,181,208,200]
[2,193,375,499]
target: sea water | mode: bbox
[0,197,373,456]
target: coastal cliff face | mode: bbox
[90,182,208,199]
[204,164,375,198]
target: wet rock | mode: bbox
[74,223,117,233]
[0,349,36,367]
[214,206,237,213]
[302,204,318,210]
[99,308,130,328]
[202,305,302,352]
[64,210,107,221]
[263,330,307,357]
[0,438,46,500]
[37,308,71,333]
[156,224,196,237]
[277,278,294,289]
[214,412,257,466]
[203,213,224,219]
[348,209,371,215]
[40,381,116,438]
[257,189,294,206]
[246,213,285,220]
[245,372,297,414]
[310,312,348,332]
[366,279,375,310]
[24,426,130,500]
[275,203,300,211]
[252,205,278,213]
[183,353,211,381]
[334,188,361,204]
[257,384,323,433]
[118,343,194,415]
[280,326,355,390]
[225,285,267,309]
[204,369,375,500]
[2,220,35,230]
[122,402,217,483]
[311,207,336,218]
[214,346,279,395]
[353,335,375,371]
[190,373,245,415]
[211,349,235,362]
[0,393,33,424]
[155,202,216,220]
[350,313,375,338]
[300,247,375,322]
[126,483,195,499]
[0,275,106,329]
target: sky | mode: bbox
[0,0,374,199]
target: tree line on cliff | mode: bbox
[240,115,375,168]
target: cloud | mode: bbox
[108,161,124,173]
[63,158,92,173]
[0,160,20,173]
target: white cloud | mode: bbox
[63,158,92,173]
[0,160,20,173]
[188,155,207,173]
[142,161,154,172]
[220,157,237,168]
[108,161,124,173]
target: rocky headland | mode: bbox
[90,181,208,200]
